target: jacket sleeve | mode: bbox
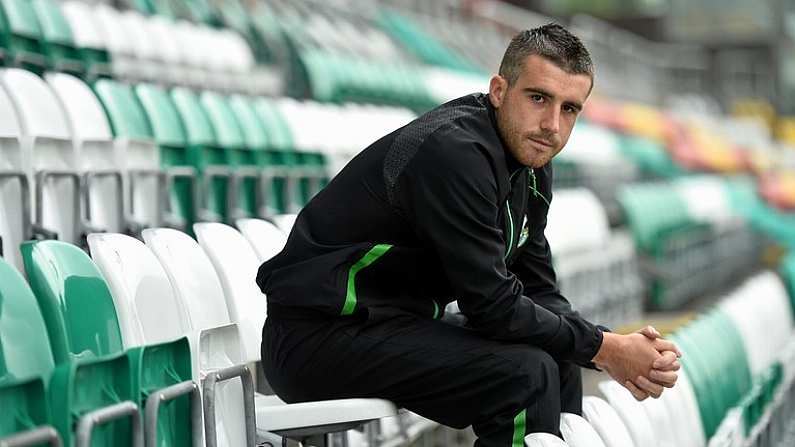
[511,210,606,367]
[395,139,603,365]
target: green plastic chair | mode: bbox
[170,87,233,223]
[0,0,46,72]
[22,240,197,447]
[31,0,83,75]
[0,255,60,444]
[200,91,262,219]
[133,83,200,232]
[252,97,304,213]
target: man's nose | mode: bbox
[540,107,560,134]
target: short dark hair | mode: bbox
[498,23,594,86]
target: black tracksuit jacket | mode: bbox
[256,93,604,367]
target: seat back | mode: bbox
[546,188,610,255]
[228,94,269,151]
[559,413,606,447]
[135,83,187,148]
[581,396,634,447]
[598,380,658,447]
[170,87,215,147]
[194,223,266,363]
[524,433,570,447]
[60,1,104,50]
[199,91,245,149]
[87,233,191,347]
[0,256,54,380]
[235,218,286,262]
[142,227,247,447]
[0,84,27,271]
[21,239,124,364]
[45,72,112,142]
[93,79,153,142]
[0,68,69,142]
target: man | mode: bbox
[257,24,680,446]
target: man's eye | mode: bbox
[563,105,577,114]
[530,94,544,103]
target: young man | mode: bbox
[257,24,680,446]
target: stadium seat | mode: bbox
[228,94,293,217]
[30,0,83,75]
[598,381,658,447]
[581,396,635,447]
[252,97,301,214]
[0,68,86,245]
[141,228,254,447]
[524,433,570,446]
[0,83,29,271]
[91,78,166,232]
[42,73,127,237]
[59,1,110,79]
[192,222,401,443]
[0,0,46,72]
[20,240,143,446]
[92,4,138,81]
[235,218,287,262]
[87,233,207,447]
[170,87,231,221]
[199,91,263,220]
[0,257,59,446]
[133,83,200,232]
[559,413,607,447]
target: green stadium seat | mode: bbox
[0,0,46,72]
[200,91,262,219]
[21,240,198,446]
[92,79,174,231]
[31,0,83,75]
[169,87,233,223]
[229,94,296,215]
[0,250,140,447]
[0,257,57,445]
[59,1,112,79]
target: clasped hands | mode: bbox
[592,326,681,401]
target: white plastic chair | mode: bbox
[235,218,287,262]
[93,4,138,80]
[0,84,29,271]
[0,68,82,244]
[720,272,794,376]
[581,396,634,447]
[559,413,607,447]
[44,72,126,235]
[143,228,252,447]
[192,223,400,442]
[524,433,569,447]
[598,381,658,447]
[60,1,109,78]
[271,213,297,234]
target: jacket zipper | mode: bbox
[504,168,524,260]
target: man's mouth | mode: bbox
[529,138,554,149]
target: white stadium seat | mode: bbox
[0,68,83,244]
[524,433,570,447]
[581,396,635,447]
[559,413,607,447]
[236,218,288,262]
[0,84,28,271]
[598,381,658,447]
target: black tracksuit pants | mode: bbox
[261,308,583,446]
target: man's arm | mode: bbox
[395,140,602,365]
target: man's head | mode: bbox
[489,24,593,169]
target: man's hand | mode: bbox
[591,326,681,401]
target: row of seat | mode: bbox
[0,0,283,95]
[0,67,414,273]
[0,217,419,446]
[526,270,795,447]
[546,188,643,330]
[617,176,762,309]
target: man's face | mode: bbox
[489,54,592,169]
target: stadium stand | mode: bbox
[2,0,795,445]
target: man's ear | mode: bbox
[489,75,507,108]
